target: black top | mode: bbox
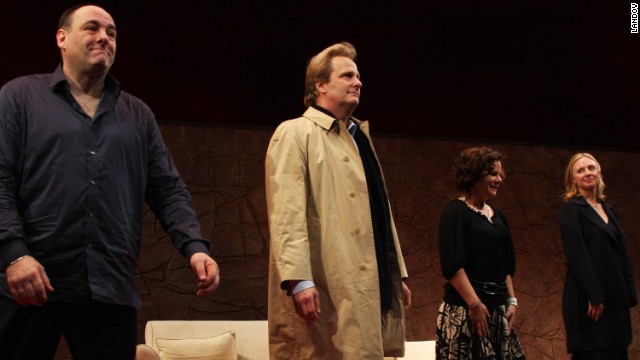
[0,66,209,308]
[439,199,516,306]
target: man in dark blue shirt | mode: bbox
[0,4,220,359]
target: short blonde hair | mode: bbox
[562,152,606,201]
[304,42,357,107]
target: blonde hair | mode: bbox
[562,152,606,201]
[303,42,357,107]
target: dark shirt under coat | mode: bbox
[0,66,209,308]
[558,197,637,353]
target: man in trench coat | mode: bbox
[265,42,412,359]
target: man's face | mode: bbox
[57,5,117,75]
[317,56,362,111]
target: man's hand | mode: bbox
[293,287,321,322]
[189,252,220,297]
[402,281,412,310]
[6,256,54,307]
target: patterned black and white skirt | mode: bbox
[435,301,526,360]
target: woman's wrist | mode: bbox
[9,255,31,267]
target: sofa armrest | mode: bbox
[136,344,161,360]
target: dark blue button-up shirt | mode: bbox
[0,66,209,308]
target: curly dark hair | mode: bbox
[454,147,504,193]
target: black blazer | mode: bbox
[558,197,637,353]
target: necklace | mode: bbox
[459,197,494,221]
[583,196,600,208]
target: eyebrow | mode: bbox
[82,20,117,33]
[339,70,359,78]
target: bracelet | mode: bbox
[507,297,518,307]
[9,255,30,267]
[470,301,482,309]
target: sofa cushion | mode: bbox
[155,331,237,360]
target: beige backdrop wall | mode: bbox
[57,124,640,359]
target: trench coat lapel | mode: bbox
[303,107,364,157]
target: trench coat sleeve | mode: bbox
[265,121,312,290]
[558,202,605,305]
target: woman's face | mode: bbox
[471,161,503,201]
[572,156,599,194]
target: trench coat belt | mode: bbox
[470,279,508,296]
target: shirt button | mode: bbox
[89,211,95,217]
[90,179,96,185]
[89,150,96,155]
[359,265,367,271]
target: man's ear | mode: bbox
[56,29,67,51]
[315,82,327,94]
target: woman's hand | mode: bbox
[587,301,604,321]
[469,302,490,337]
[506,304,517,331]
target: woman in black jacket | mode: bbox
[558,153,637,360]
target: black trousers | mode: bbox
[0,297,137,360]
[572,347,629,360]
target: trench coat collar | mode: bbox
[568,197,622,243]
[303,106,369,135]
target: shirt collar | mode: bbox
[347,120,357,137]
[49,64,121,98]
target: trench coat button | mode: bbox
[343,156,349,162]
[353,228,361,235]
[349,192,356,198]
[359,265,367,271]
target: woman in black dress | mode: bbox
[436,147,525,360]
[558,153,637,360]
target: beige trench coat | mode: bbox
[265,107,408,359]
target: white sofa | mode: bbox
[136,320,435,360]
